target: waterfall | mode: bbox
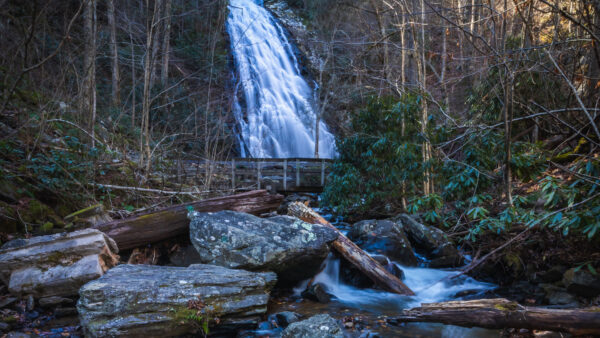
[227,0,336,158]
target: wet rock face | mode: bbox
[562,267,600,298]
[393,214,463,267]
[189,211,338,284]
[282,314,344,338]
[349,219,418,266]
[0,229,118,298]
[77,264,277,338]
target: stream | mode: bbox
[244,218,502,337]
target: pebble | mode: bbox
[0,297,17,308]
[0,322,10,332]
[26,311,39,320]
[26,295,35,311]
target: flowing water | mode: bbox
[227,0,336,158]
[268,254,500,337]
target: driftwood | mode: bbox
[389,298,600,335]
[287,202,414,295]
[93,190,283,250]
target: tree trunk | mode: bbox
[141,0,162,170]
[81,0,97,146]
[160,0,172,87]
[93,190,283,250]
[389,298,600,335]
[107,0,120,107]
[287,202,415,296]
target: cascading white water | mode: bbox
[296,253,495,313]
[227,0,336,158]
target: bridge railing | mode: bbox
[231,158,335,192]
[169,157,335,193]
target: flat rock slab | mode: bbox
[190,211,338,283]
[77,264,277,337]
[0,229,118,297]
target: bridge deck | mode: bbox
[172,158,334,193]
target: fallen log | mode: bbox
[388,298,600,335]
[93,190,283,250]
[287,202,414,295]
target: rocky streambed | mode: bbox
[1,196,599,337]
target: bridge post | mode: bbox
[283,159,287,191]
[231,159,235,190]
[257,161,261,189]
[296,159,300,187]
[321,159,325,186]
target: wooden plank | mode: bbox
[234,157,334,163]
[257,161,262,189]
[231,158,236,190]
[296,159,300,187]
[321,159,325,186]
[283,159,287,191]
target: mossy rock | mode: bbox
[41,222,54,233]
[23,199,55,224]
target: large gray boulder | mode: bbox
[282,314,344,338]
[562,267,600,298]
[0,229,119,297]
[349,219,418,266]
[77,264,277,337]
[189,211,338,283]
[393,214,463,267]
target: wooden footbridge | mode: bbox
[173,158,335,193]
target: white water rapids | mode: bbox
[227,0,336,158]
[294,253,495,313]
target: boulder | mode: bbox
[189,211,338,284]
[274,312,302,327]
[301,283,332,303]
[277,194,315,214]
[282,314,344,338]
[77,264,277,337]
[349,219,418,266]
[562,267,600,298]
[0,229,118,297]
[540,284,579,306]
[393,214,463,267]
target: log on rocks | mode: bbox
[0,229,119,298]
[77,264,277,337]
[93,190,283,250]
[389,298,600,335]
[287,202,414,295]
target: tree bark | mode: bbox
[107,0,120,107]
[160,0,172,87]
[81,0,97,146]
[140,0,162,170]
[287,202,415,296]
[93,190,283,250]
[389,298,600,335]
